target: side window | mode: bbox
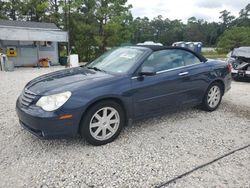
[142,49,185,72]
[142,49,201,72]
[181,50,201,66]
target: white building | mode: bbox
[0,19,68,66]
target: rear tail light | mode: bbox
[227,63,232,73]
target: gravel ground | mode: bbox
[0,67,249,188]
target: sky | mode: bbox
[127,0,249,23]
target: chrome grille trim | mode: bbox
[20,88,37,107]
[22,97,32,103]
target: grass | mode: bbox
[202,51,227,59]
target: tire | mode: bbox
[80,100,125,146]
[202,82,223,111]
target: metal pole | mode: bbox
[36,41,40,68]
[67,0,71,55]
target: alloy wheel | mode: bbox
[207,85,221,108]
[89,107,120,141]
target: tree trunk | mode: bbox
[99,19,106,53]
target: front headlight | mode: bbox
[36,91,71,111]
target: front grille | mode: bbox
[20,88,37,107]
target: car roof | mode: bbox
[134,45,207,62]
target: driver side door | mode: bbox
[131,49,190,118]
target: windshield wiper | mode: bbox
[87,66,106,73]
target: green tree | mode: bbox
[45,0,62,26]
[0,0,249,60]
[150,15,166,42]
[68,0,98,61]
[1,0,23,20]
[104,11,133,47]
[68,0,133,60]
[21,0,49,21]
[183,17,206,43]
[93,0,132,53]
[164,19,184,45]
[239,3,250,18]
[0,1,8,19]
[219,10,235,28]
[217,27,250,52]
[234,3,250,27]
[132,17,154,43]
[202,22,221,46]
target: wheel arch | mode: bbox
[78,97,128,133]
[208,79,225,95]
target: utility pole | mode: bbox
[67,0,71,55]
[64,0,70,55]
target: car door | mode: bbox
[131,49,192,118]
[177,50,211,104]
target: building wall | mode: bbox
[0,40,59,66]
[38,42,59,65]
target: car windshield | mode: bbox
[87,47,145,74]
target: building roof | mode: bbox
[0,19,68,42]
[0,19,59,30]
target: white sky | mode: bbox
[127,0,249,23]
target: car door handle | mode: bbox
[178,72,189,76]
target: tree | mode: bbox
[164,19,184,45]
[150,15,166,42]
[132,17,154,43]
[0,1,8,19]
[239,3,250,19]
[219,10,235,28]
[93,0,132,53]
[217,27,250,52]
[234,3,250,27]
[184,17,206,43]
[1,0,23,20]
[46,0,62,26]
[67,0,133,60]
[20,0,49,21]
[202,22,221,46]
[0,0,249,60]
[104,11,133,47]
[187,16,197,23]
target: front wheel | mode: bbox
[80,100,125,146]
[202,82,223,111]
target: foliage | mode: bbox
[217,26,250,52]
[0,0,23,20]
[68,0,133,60]
[219,10,235,27]
[0,1,250,60]
[91,0,133,53]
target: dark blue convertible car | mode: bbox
[16,46,232,145]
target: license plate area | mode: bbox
[238,70,245,77]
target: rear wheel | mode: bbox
[80,100,125,146]
[202,82,223,111]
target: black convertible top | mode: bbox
[135,45,207,62]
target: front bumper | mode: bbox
[16,99,81,139]
[231,69,250,79]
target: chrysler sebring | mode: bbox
[16,46,232,145]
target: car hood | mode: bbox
[25,67,114,95]
[232,47,250,58]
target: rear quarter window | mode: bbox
[142,49,201,72]
[181,50,201,66]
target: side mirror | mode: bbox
[139,66,156,76]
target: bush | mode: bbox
[217,27,250,53]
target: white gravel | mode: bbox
[0,67,249,188]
